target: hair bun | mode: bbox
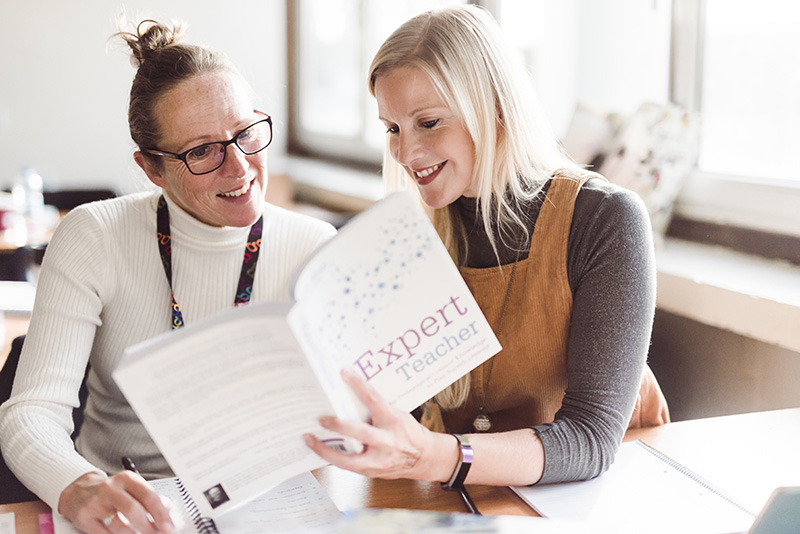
[116,16,187,69]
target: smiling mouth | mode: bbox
[414,162,445,179]
[219,179,253,198]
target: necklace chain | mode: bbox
[473,252,520,432]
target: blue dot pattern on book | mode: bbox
[315,206,435,353]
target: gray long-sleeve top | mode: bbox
[454,178,657,484]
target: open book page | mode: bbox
[53,472,339,534]
[289,192,501,416]
[114,303,347,519]
[50,514,75,534]
[511,440,757,534]
[213,471,340,534]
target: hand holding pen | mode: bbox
[90,457,175,534]
[122,456,185,533]
[57,459,175,534]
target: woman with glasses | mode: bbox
[304,4,668,506]
[0,18,335,533]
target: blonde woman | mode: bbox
[306,5,668,493]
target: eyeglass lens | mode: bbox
[185,120,272,174]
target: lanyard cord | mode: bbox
[156,195,263,329]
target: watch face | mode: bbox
[453,434,474,464]
[443,434,473,489]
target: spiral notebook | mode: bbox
[511,440,758,534]
[53,471,340,534]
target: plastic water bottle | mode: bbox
[11,166,44,218]
[9,166,44,246]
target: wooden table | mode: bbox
[313,465,539,518]
[0,501,50,534]
[2,309,798,533]
[314,407,800,518]
[1,409,798,532]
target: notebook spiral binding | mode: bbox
[176,478,221,534]
[637,440,758,517]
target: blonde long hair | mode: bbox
[368,5,584,409]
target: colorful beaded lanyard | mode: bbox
[156,195,263,329]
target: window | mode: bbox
[672,0,800,237]
[697,0,798,183]
[289,0,800,239]
[287,0,470,168]
[288,0,575,166]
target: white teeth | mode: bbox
[220,182,251,198]
[415,163,442,178]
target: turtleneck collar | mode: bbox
[452,193,541,268]
[454,195,482,232]
[160,192,260,250]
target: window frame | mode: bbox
[286,0,380,169]
[670,0,800,238]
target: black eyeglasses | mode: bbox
[143,112,273,175]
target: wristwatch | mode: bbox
[441,433,473,490]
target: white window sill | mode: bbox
[674,171,800,238]
[282,156,383,213]
[655,238,800,353]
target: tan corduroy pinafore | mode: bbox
[436,173,669,434]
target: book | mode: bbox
[113,192,501,519]
[511,440,758,534]
[52,471,340,534]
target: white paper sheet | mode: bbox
[0,513,15,534]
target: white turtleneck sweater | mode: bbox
[0,189,336,510]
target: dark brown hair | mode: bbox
[115,18,240,160]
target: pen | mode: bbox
[121,456,140,476]
[458,486,481,515]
